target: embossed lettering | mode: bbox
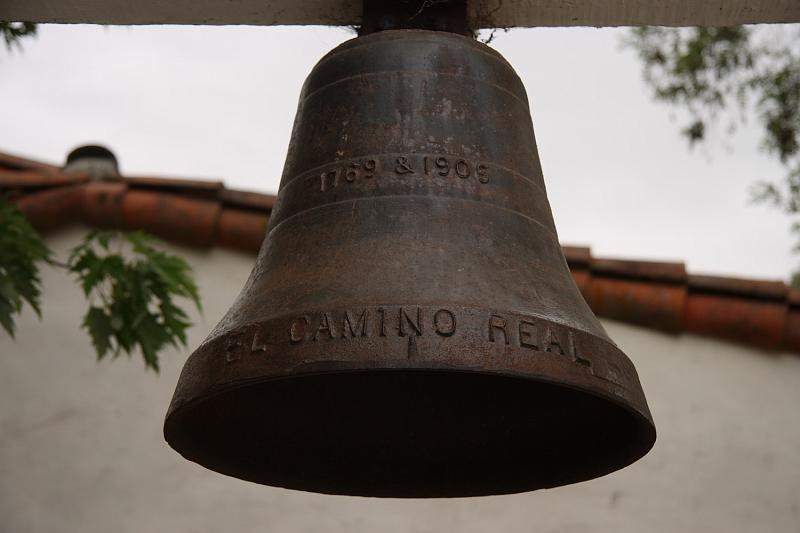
[236,308,593,371]
[345,163,359,182]
[455,159,470,179]
[289,316,309,344]
[477,163,489,183]
[568,332,592,367]
[251,330,268,352]
[435,156,449,177]
[489,315,509,344]
[378,308,387,337]
[315,155,490,192]
[518,320,538,349]
[320,169,339,192]
[395,156,414,174]
[342,309,369,338]
[542,326,565,355]
[399,307,422,337]
[225,334,244,363]
[363,158,377,176]
[433,308,456,336]
[313,312,336,341]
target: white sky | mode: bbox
[0,24,794,281]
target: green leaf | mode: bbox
[0,195,51,337]
[682,120,706,146]
[1,22,37,51]
[82,306,113,360]
[0,296,17,337]
[135,312,170,372]
[67,229,202,371]
[96,231,112,250]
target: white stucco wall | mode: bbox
[1,227,799,533]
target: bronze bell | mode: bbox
[165,29,656,497]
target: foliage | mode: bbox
[0,196,51,336]
[68,231,201,371]
[625,25,800,287]
[0,197,202,371]
[1,21,37,51]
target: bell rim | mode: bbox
[164,365,656,498]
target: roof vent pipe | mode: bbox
[64,144,120,180]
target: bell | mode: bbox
[165,29,656,497]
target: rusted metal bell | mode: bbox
[165,29,656,497]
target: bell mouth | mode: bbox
[165,369,655,497]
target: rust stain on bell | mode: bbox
[165,29,656,497]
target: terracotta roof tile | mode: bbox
[591,257,686,283]
[81,181,127,229]
[685,292,786,351]
[688,274,787,301]
[562,245,591,267]
[2,149,797,354]
[120,189,221,248]
[15,184,85,233]
[218,208,269,253]
[789,289,800,306]
[219,188,276,212]
[587,277,687,333]
[0,151,61,174]
[123,176,225,199]
[0,168,89,189]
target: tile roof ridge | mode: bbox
[0,150,62,174]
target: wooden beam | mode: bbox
[2,0,798,28]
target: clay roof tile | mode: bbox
[688,274,787,301]
[591,257,687,283]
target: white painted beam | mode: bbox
[2,0,799,27]
[472,0,800,27]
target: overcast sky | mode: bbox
[0,24,794,281]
